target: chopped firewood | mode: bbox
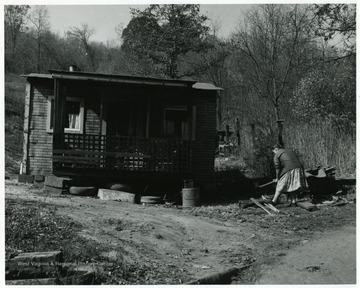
[333,201,347,207]
[263,203,279,213]
[250,198,275,216]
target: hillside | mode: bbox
[5,74,26,176]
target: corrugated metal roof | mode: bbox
[22,70,222,91]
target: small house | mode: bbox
[20,69,221,191]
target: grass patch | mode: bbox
[5,74,26,174]
[5,198,129,284]
[284,121,355,178]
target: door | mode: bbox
[107,100,135,136]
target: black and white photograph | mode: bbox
[3,1,356,285]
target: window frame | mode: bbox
[47,96,84,134]
[163,105,188,140]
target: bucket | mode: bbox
[182,188,200,207]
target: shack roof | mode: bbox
[22,70,222,91]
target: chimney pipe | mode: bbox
[69,65,77,72]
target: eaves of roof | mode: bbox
[22,70,222,91]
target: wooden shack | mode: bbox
[21,69,221,189]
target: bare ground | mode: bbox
[5,180,356,284]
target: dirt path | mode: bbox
[5,180,356,284]
[255,224,356,284]
[6,183,257,282]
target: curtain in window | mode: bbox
[68,114,80,129]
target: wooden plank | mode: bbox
[53,155,147,163]
[146,95,150,138]
[53,158,103,164]
[264,203,280,213]
[54,149,151,158]
[297,201,318,211]
[250,198,275,216]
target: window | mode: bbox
[164,107,188,139]
[47,97,84,133]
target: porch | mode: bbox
[53,133,192,178]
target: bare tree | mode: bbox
[27,5,50,73]
[5,5,30,70]
[232,4,316,146]
[313,4,356,57]
[208,16,223,38]
[115,23,124,45]
[67,23,96,71]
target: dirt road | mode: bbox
[5,180,356,284]
[255,225,356,284]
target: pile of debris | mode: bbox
[305,166,344,203]
[239,165,355,215]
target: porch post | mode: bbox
[146,95,150,138]
[53,78,66,151]
[100,94,107,136]
[21,82,31,174]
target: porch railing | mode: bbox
[53,134,192,173]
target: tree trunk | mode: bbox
[277,120,284,147]
[273,102,283,146]
[217,93,222,129]
[235,117,240,146]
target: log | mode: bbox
[186,265,249,284]
[297,201,318,211]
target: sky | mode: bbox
[44,4,252,43]
[5,1,357,43]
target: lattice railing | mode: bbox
[53,134,192,173]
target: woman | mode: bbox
[266,144,308,206]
